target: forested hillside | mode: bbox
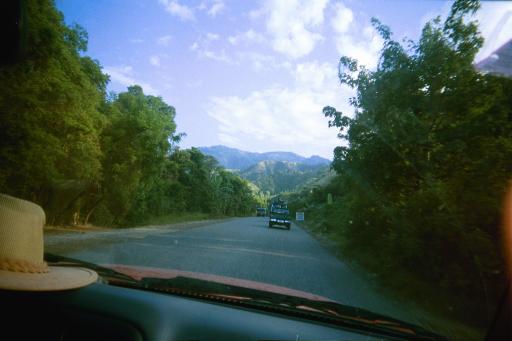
[293,0,512,325]
[199,146,330,196]
[0,0,257,227]
[240,160,328,194]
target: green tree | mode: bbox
[93,86,178,226]
[323,0,511,322]
[0,0,108,224]
[159,148,256,218]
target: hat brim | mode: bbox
[0,266,98,291]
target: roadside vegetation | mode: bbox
[290,0,512,328]
[139,212,213,227]
[0,0,258,227]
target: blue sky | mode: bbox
[56,0,512,159]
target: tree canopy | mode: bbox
[321,0,511,324]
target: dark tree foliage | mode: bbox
[0,0,106,224]
[323,0,511,323]
[159,148,256,218]
[0,0,257,227]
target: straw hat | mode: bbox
[0,194,97,291]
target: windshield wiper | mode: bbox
[121,276,446,341]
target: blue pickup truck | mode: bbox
[268,201,291,230]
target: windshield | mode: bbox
[2,0,511,339]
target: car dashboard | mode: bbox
[3,281,410,341]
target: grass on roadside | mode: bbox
[297,209,486,341]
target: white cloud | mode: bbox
[190,43,231,63]
[197,0,225,17]
[190,42,199,51]
[206,32,220,41]
[240,52,274,71]
[190,33,233,64]
[149,56,161,66]
[202,49,232,63]
[104,65,158,95]
[207,61,353,158]
[157,35,172,46]
[207,0,225,17]
[228,29,266,45]
[331,2,353,34]
[159,0,195,21]
[248,7,266,20]
[237,52,291,72]
[261,0,329,59]
[131,38,144,43]
[330,2,383,69]
[294,61,334,90]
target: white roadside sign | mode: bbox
[296,212,304,221]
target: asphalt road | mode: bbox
[45,217,476,337]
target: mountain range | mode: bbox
[198,145,330,171]
[198,145,331,194]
